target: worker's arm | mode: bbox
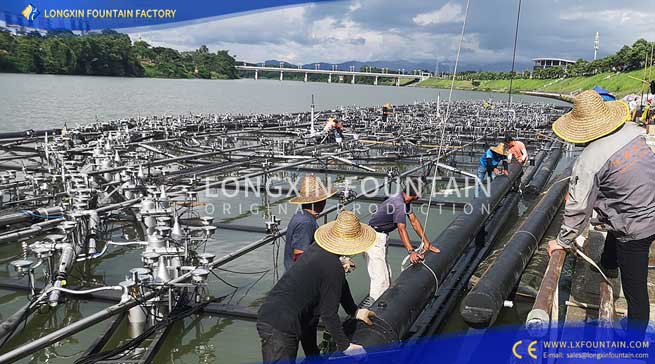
[340,279,358,316]
[398,223,422,263]
[407,212,439,253]
[554,160,600,250]
[520,147,529,163]
[319,271,351,352]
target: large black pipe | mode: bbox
[524,141,561,195]
[350,162,522,346]
[459,167,570,328]
[520,140,552,187]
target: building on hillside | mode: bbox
[532,58,576,70]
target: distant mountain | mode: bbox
[252,59,532,73]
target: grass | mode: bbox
[418,67,653,98]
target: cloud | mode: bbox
[126,0,655,70]
[413,2,465,26]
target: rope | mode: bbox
[402,0,471,276]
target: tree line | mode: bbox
[0,28,238,79]
[453,38,654,81]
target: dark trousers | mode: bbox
[257,321,299,364]
[600,232,654,336]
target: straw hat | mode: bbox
[314,211,377,256]
[552,90,630,144]
[289,175,337,204]
[490,143,506,155]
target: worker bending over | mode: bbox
[362,181,439,307]
[504,135,528,165]
[283,174,336,357]
[476,143,508,195]
[257,211,377,363]
[547,90,655,338]
[382,103,392,123]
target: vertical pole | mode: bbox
[304,73,308,82]
[507,0,522,108]
[351,75,355,84]
[374,76,378,86]
[255,69,258,80]
[280,70,283,81]
[328,74,332,83]
[310,94,315,133]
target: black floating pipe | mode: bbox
[521,140,552,187]
[459,167,571,328]
[350,162,523,347]
[524,142,561,195]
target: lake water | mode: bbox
[0,73,566,132]
[0,73,569,363]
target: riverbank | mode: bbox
[418,67,652,98]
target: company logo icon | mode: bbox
[21,4,40,21]
[512,340,538,360]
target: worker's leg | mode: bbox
[299,315,321,359]
[600,231,618,271]
[475,165,486,197]
[615,235,654,337]
[257,320,299,364]
[363,232,390,300]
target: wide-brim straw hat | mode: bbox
[314,211,377,256]
[552,90,630,144]
[289,175,337,204]
[490,143,505,155]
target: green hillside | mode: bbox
[418,68,652,98]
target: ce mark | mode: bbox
[512,340,538,360]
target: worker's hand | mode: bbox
[355,308,376,325]
[503,169,509,176]
[409,250,424,264]
[547,240,565,257]
[344,343,367,358]
[493,168,500,175]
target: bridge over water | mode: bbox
[236,63,431,86]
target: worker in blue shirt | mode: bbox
[476,143,508,196]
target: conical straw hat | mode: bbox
[314,211,377,256]
[289,175,337,204]
[490,143,506,155]
[552,90,630,144]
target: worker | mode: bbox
[257,211,377,363]
[285,174,336,270]
[334,120,345,144]
[504,135,529,165]
[284,174,337,357]
[547,90,655,338]
[323,117,344,144]
[382,103,392,123]
[361,181,440,307]
[476,143,509,195]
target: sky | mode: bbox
[128,0,655,70]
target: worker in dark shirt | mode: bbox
[257,211,377,363]
[284,174,336,357]
[363,181,439,307]
[285,175,336,271]
[476,142,508,196]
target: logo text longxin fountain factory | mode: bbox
[21,4,40,21]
